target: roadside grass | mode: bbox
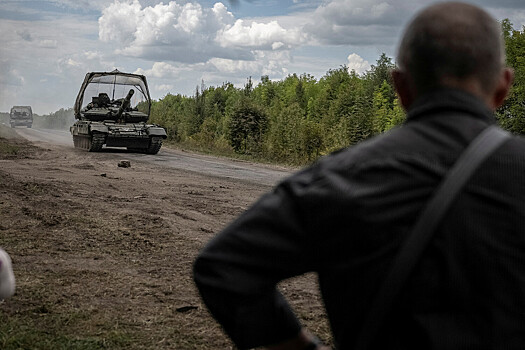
[166,138,300,168]
[0,312,134,350]
[0,282,136,350]
[0,139,19,156]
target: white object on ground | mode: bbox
[0,248,15,300]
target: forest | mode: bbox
[37,20,525,165]
[147,20,525,165]
[149,54,403,165]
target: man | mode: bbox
[194,2,524,349]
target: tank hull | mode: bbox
[70,120,166,154]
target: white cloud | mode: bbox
[272,42,285,50]
[208,49,291,77]
[96,0,303,96]
[304,0,408,46]
[98,1,304,64]
[84,51,101,60]
[66,58,82,67]
[216,19,305,50]
[314,0,401,26]
[154,84,174,92]
[208,58,262,74]
[0,64,25,87]
[134,62,186,78]
[98,0,142,46]
[347,53,370,74]
[38,39,58,48]
[99,1,240,62]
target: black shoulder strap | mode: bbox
[354,125,511,350]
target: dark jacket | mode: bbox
[193,89,525,349]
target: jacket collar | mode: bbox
[406,88,496,124]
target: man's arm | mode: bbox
[193,174,324,349]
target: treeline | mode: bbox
[33,108,75,130]
[149,20,525,165]
[0,112,9,125]
[150,54,405,165]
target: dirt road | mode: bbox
[0,127,330,349]
[14,128,292,187]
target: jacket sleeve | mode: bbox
[193,171,320,349]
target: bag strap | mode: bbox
[354,125,511,350]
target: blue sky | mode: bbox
[1,0,525,114]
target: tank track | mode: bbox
[145,136,163,155]
[73,133,105,152]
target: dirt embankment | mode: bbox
[0,130,330,349]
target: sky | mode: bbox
[1,0,525,114]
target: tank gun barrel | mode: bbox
[115,89,134,120]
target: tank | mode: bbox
[70,70,167,154]
[10,106,33,128]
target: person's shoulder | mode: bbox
[279,125,419,188]
[503,132,525,148]
[493,132,525,161]
[322,125,411,168]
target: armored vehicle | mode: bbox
[70,70,166,154]
[10,106,33,128]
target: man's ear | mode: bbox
[491,67,514,110]
[391,69,415,110]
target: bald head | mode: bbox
[397,2,505,96]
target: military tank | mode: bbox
[70,70,166,154]
[10,106,33,128]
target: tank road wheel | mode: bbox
[145,136,163,155]
[73,134,104,152]
[88,133,105,152]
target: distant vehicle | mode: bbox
[10,106,33,128]
[70,70,167,154]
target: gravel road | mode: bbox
[14,127,292,187]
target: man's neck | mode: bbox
[438,77,494,110]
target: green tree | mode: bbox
[496,19,525,134]
[372,80,394,133]
[253,75,277,108]
[228,96,267,154]
[142,52,410,165]
[384,98,406,131]
[265,102,302,161]
[364,53,397,106]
